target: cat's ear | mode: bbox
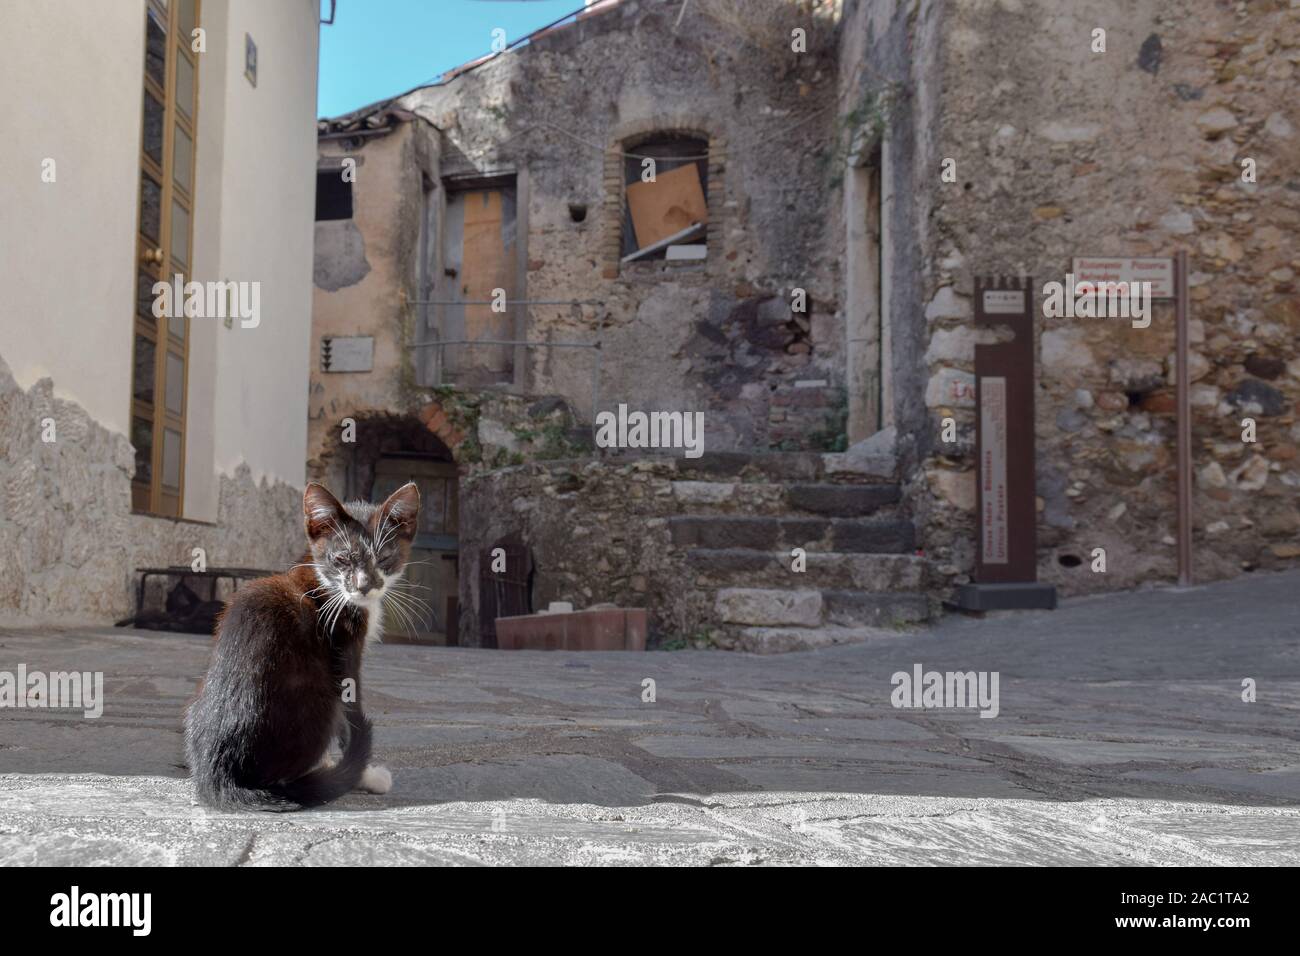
[303,483,345,541]
[377,481,420,540]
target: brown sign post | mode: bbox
[954,276,1057,611]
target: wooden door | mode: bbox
[372,458,459,644]
[478,533,533,649]
[130,0,200,516]
[439,185,515,386]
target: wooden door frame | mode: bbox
[130,0,200,517]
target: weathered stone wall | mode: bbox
[904,0,1300,595]
[310,119,443,480]
[458,458,680,647]
[401,0,848,451]
[0,355,302,626]
[456,443,921,649]
[312,0,1298,616]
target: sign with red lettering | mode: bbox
[1071,257,1174,299]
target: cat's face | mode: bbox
[303,482,421,610]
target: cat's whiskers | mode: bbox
[385,591,433,619]
[329,581,356,632]
[315,591,344,635]
[384,586,431,615]
[381,591,417,635]
[382,589,432,634]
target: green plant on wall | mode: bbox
[808,390,849,452]
[428,385,484,463]
[823,81,902,189]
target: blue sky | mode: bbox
[318,0,586,118]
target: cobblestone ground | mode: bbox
[1,570,1297,865]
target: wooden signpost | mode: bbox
[954,276,1057,611]
[955,254,1193,610]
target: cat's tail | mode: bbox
[193,709,373,813]
[268,709,373,809]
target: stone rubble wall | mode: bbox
[458,457,699,647]
[0,355,303,627]
[913,0,1300,596]
[400,0,848,451]
[457,447,915,649]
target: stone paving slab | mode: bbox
[1,775,1297,866]
[1,569,1298,864]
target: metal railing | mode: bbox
[404,298,605,420]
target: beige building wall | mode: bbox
[0,0,320,625]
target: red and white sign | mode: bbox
[1071,257,1174,299]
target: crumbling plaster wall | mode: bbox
[0,355,301,626]
[309,119,442,486]
[913,0,1300,596]
[401,0,848,451]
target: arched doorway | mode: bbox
[311,411,461,644]
[372,454,459,644]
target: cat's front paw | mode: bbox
[358,764,392,794]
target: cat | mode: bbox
[184,480,421,811]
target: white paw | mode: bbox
[358,764,392,794]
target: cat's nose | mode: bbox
[355,572,373,594]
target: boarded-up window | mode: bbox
[622,135,708,261]
[437,178,517,386]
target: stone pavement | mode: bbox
[1,569,1298,865]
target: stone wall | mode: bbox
[458,458,680,647]
[312,0,1299,614]
[399,0,848,451]
[902,0,1300,595]
[456,443,922,650]
[0,355,303,626]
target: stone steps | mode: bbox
[669,480,900,517]
[668,514,915,553]
[671,449,896,485]
[652,432,930,653]
[728,625,904,655]
[705,586,932,653]
[713,586,931,628]
[684,548,926,590]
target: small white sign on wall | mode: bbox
[321,336,374,373]
[982,290,1026,314]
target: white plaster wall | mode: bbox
[0,0,318,524]
[207,0,320,495]
[186,0,232,523]
[0,0,147,434]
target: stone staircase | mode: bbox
[658,444,933,653]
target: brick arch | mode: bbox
[610,113,714,145]
[601,116,727,277]
[417,400,470,457]
[308,409,462,498]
